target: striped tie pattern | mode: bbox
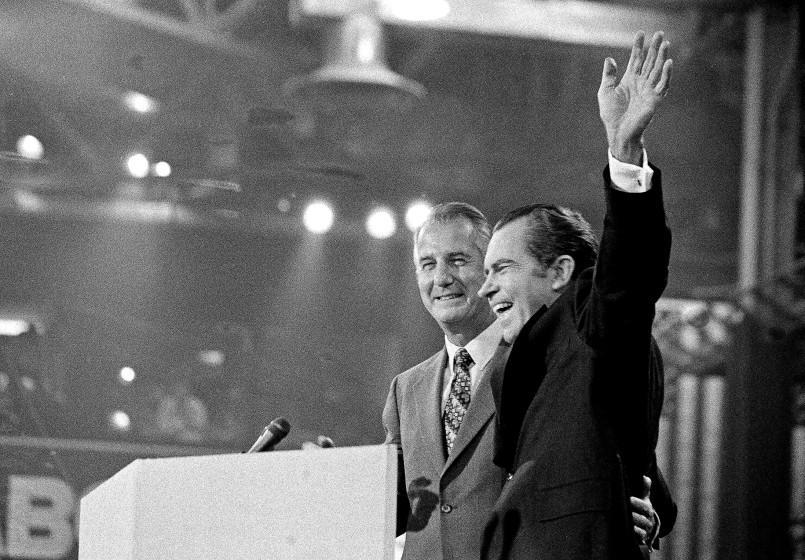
[443,348,473,453]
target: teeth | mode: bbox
[436,294,460,301]
[493,303,512,314]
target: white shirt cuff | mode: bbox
[608,149,653,193]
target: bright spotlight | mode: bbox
[303,201,335,234]
[384,0,450,21]
[123,91,157,114]
[152,161,172,177]
[119,366,136,384]
[197,349,225,367]
[109,410,131,431]
[127,153,150,178]
[405,200,432,231]
[366,207,397,239]
[16,135,44,160]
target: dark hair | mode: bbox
[493,204,598,278]
[415,202,491,251]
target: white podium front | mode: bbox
[78,444,397,560]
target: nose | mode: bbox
[433,261,453,286]
[478,273,495,299]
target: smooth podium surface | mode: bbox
[79,444,397,560]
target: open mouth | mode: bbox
[435,294,463,302]
[492,302,513,316]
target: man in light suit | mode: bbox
[478,31,674,560]
[383,202,508,560]
[383,201,674,559]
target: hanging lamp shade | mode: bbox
[284,12,426,112]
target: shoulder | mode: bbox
[395,349,446,385]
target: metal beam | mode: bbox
[58,0,273,60]
[290,0,696,48]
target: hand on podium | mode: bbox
[301,435,336,450]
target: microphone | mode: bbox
[245,417,291,453]
[316,435,335,448]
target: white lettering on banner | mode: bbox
[4,475,75,559]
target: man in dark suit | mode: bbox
[384,202,673,556]
[478,30,674,560]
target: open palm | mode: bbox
[598,31,673,164]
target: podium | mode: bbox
[78,444,397,560]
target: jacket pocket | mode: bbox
[536,477,611,522]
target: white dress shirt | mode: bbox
[441,321,503,410]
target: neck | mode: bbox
[442,314,496,347]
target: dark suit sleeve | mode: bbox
[578,164,672,497]
[382,376,411,536]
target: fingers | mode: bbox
[647,37,670,81]
[630,494,656,542]
[627,31,646,75]
[641,31,664,76]
[630,496,651,517]
[656,58,673,95]
[633,522,648,543]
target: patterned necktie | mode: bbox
[443,348,473,454]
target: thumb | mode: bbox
[641,475,652,498]
[599,57,618,92]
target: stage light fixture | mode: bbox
[405,200,432,231]
[109,410,131,431]
[127,153,150,178]
[123,91,157,114]
[152,161,171,177]
[384,0,450,22]
[303,200,335,233]
[277,198,292,213]
[16,135,44,160]
[366,207,396,239]
[197,349,225,367]
[119,366,136,384]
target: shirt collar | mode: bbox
[444,320,503,373]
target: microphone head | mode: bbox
[246,417,291,453]
[268,417,291,436]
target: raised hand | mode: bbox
[598,31,673,165]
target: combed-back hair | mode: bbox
[493,204,599,278]
[415,202,492,252]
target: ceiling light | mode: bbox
[366,207,396,239]
[123,91,157,114]
[16,135,44,160]
[152,161,171,177]
[197,349,225,367]
[277,198,292,213]
[303,200,335,233]
[126,153,149,178]
[285,12,425,111]
[109,410,131,431]
[119,367,136,384]
[405,200,432,231]
[0,319,32,336]
[383,0,449,22]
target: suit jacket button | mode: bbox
[440,504,453,513]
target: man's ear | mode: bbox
[550,255,575,291]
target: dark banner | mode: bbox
[0,435,222,560]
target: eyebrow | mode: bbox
[486,258,516,272]
[419,250,471,261]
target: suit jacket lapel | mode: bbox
[414,349,449,468]
[442,341,509,473]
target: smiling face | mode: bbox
[414,217,495,345]
[478,217,567,344]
